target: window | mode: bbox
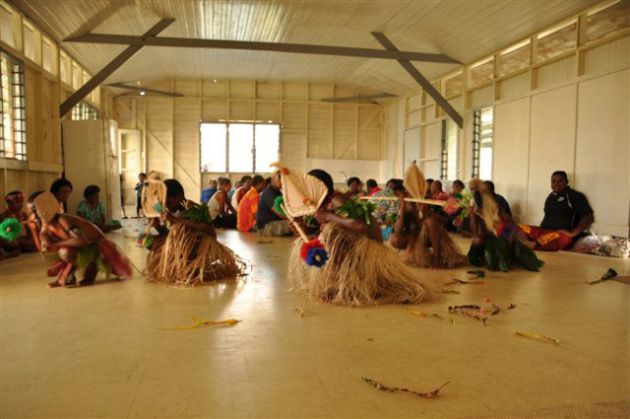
[440,119,458,181]
[71,101,100,121]
[0,52,26,161]
[200,122,280,174]
[472,106,494,179]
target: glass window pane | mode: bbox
[200,123,227,172]
[228,123,254,173]
[255,124,280,173]
[480,147,493,180]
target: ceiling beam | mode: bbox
[64,33,461,64]
[106,83,183,97]
[371,32,463,128]
[59,18,175,117]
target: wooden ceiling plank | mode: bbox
[64,33,461,64]
[371,32,463,128]
[59,18,175,117]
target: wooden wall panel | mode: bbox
[357,107,381,160]
[112,79,383,199]
[256,81,282,99]
[174,79,199,97]
[536,55,576,89]
[333,105,356,159]
[283,82,307,100]
[575,70,630,236]
[202,80,228,97]
[256,101,280,122]
[307,104,332,158]
[493,97,530,220]
[280,131,307,173]
[526,85,577,225]
[421,121,441,179]
[113,97,136,129]
[583,35,630,76]
[229,80,255,99]
[309,84,334,101]
[229,100,254,120]
[498,72,530,100]
[201,99,227,121]
[145,97,174,179]
[173,98,201,198]
[282,102,306,130]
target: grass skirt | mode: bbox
[147,223,246,286]
[290,224,437,306]
[405,226,466,269]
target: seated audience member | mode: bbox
[256,171,290,236]
[345,177,367,199]
[366,179,382,196]
[1,191,36,258]
[231,175,253,209]
[518,170,594,251]
[446,180,470,232]
[450,180,465,197]
[200,179,218,204]
[424,179,434,199]
[208,178,237,228]
[77,185,121,233]
[429,180,448,201]
[237,175,265,232]
[135,172,147,216]
[50,177,73,212]
[227,181,241,205]
[372,178,405,225]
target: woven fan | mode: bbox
[142,180,167,218]
[33,192,63,224]
[275,165,329,218]
[404,161,426,199]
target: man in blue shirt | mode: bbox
[200,179,218,204]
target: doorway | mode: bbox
[118,129,144,217]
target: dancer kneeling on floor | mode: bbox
[27,191,131,287]
[467,183,544,272]
[390,194,466,269]
[144,179,245,286]
[288,168,436,306]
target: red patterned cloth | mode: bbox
[517,224,573,251]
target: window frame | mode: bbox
[71,100,100,121]
[472,106,494,179]
[199,121,281,175]
[0,51,27,161]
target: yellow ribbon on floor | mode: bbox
[514,331,561,345]
[160,318,240,331]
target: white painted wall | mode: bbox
[384,35,630,237]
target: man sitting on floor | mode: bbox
[518,170,594,251]
[256,171,291,236]
[237,175,265,233]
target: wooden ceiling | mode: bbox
[12,0,599,96]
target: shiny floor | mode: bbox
[1,230,629,418]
